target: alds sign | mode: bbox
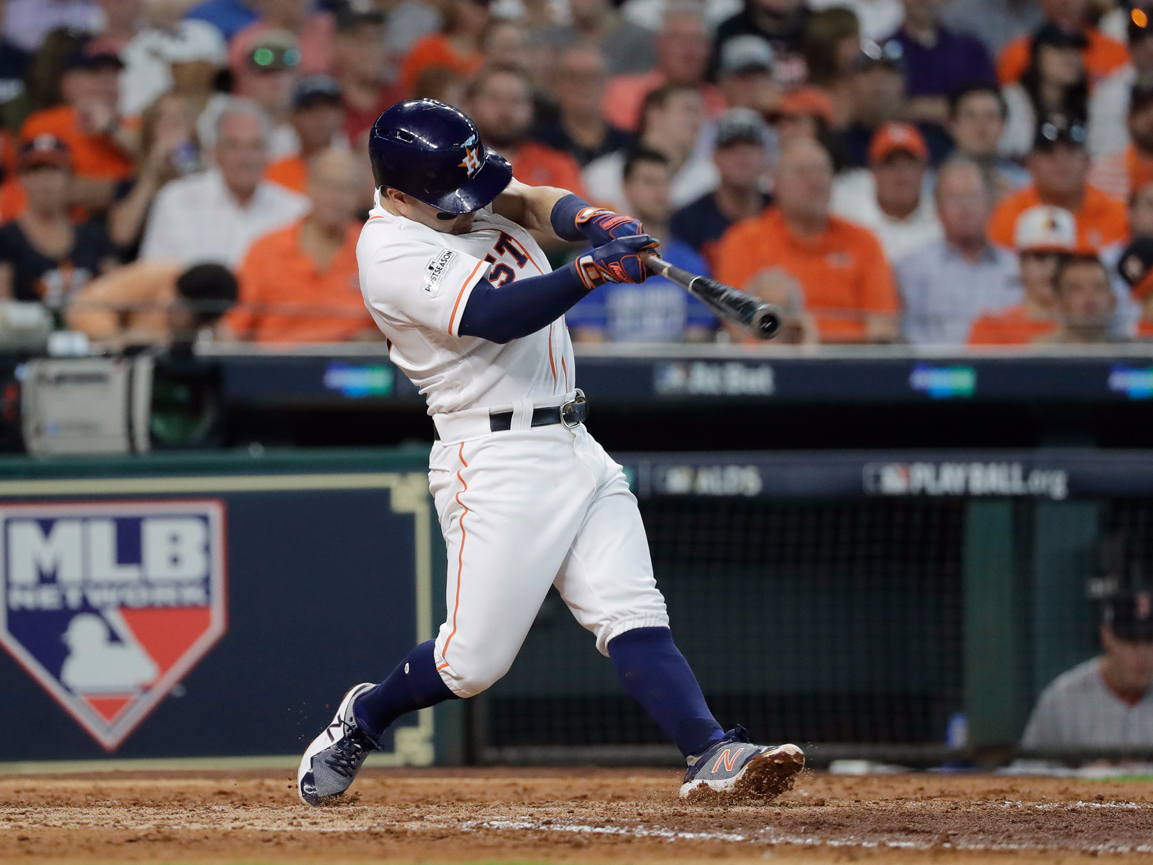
[0,501,226,750]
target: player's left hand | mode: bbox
[575,207,648,247]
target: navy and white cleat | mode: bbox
[679,726,804,801]
[298,683,377,806]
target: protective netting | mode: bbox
[481,498,968,754]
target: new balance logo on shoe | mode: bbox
[711,746,746,774]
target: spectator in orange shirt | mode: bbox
[223,148,377,344]
[1090,83,1153,202]
[601,3,726,133]
[466,65,586,197]
[230,0,334,77]
[713,138,899,343]
[997,0,1128,88]
[264,75,346,194]
[333,7,403,142]
[400,0,489,96]
[968,205,1074,346]
[1041,253,1119,343]
[987,113,1129,253]
[67,261,239,348]
[21,37,137,214]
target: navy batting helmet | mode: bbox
[369,99,513,215]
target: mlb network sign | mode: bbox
[0,501,226,750]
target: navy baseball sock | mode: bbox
[608,626,724,759]
[353,640,458,744]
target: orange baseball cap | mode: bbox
[779,86,835,124]
[868,122,928,163]
[18,134,70,171]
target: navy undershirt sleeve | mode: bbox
[549,193,592,242]
[457,263,589,344]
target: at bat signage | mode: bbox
[0,501,227,750]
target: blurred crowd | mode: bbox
[10,0,1153,347]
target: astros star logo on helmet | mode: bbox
[459,145,482,178]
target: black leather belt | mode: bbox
[435,390,588,439]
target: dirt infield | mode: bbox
[3,767,1153,864]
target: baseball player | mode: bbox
[297,99,804,805]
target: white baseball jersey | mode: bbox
[1021,658,1153,749]
[358,197,575,414]
[357,192,667,700]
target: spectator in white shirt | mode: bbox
[582,83,718,212]
[1088,9,1153,161]
[897,155,1020,345]
[831,121,942,263]
[140,98,309,268]
[119,19,227,118]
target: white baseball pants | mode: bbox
[427,406,669,698]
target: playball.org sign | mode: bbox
[0,501,226,750]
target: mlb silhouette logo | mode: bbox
[0,500,226,750]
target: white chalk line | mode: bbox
[5,800,1153,853]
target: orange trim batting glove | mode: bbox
[575,206,647,247]
[574,235,657,289]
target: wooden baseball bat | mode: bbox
[641,253,781,340]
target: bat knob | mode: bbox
[752,305,782,340]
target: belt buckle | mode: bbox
[560,388,586,429]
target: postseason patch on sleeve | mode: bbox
[421,249,458,297]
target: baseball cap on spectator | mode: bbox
[1102,588,1153,642]
[1014,205,1076,253]
[1117,237,1153,300]
[851,38,904,73]
[779,86,835,125]
[719,36,774,76]
[18,135,70,171]
[716,108,770,148]
[292,75,342,109]
[1131,7,1153,43]
[868,122,928,164]
[154,20,227,66]
[245,30,301,73]
[1031,22,1089,52]
[65,37,124,71]
[1033,112,1088,151]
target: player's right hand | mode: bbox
[574,235,657,289]
[575,207,646,247]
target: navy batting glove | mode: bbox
[574,234,658,289]
[575,206,647,247]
